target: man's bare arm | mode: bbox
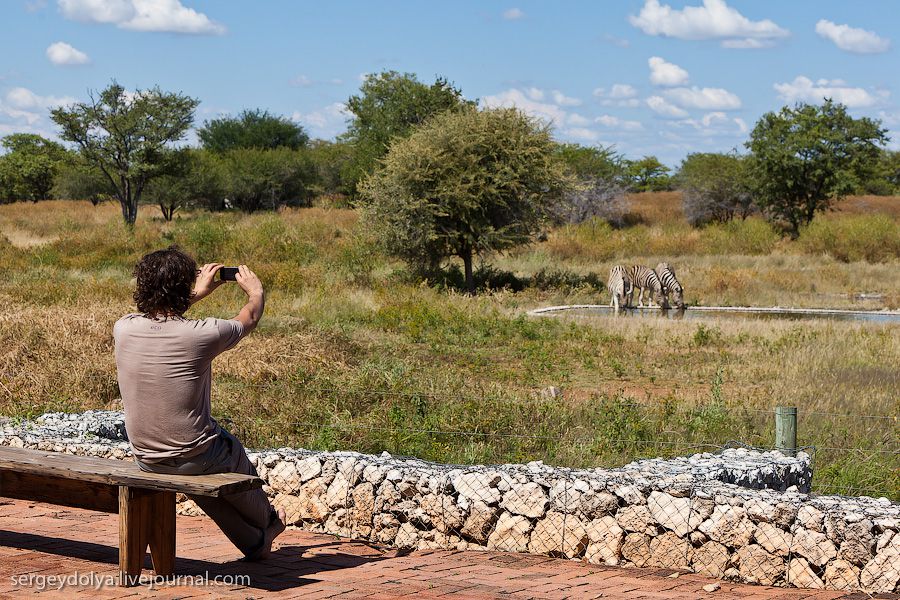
[233,265,265,333]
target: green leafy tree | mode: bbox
[52,155,113,205]
[677,152,754,226]
[746,99,887,237]
[142,149,225,220]
[220,147,313,213]
[862,149,900,195]
[198,109,309,152]
[0,134,69,202]
[360,107,572,294]
[306,139,355,198]
[50,82,199,225]
[555,143,626,183]
[623,155,671,192]
[344,71,473,192]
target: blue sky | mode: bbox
[1,0,897,165]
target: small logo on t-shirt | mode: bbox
[150,325,162,331]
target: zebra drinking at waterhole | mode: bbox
[627,265,667,308]
[655,262,685,309]
[607,265,632,312]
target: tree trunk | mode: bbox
[462,247,474,295]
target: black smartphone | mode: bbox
[219,267,239,281]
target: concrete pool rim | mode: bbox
[528,304,900,319]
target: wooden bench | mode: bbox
[0,445,263,586]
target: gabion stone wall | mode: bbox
[1,411,898,593]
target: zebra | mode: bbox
[627,265,666,308]
[607,265,632,312]
[655,262,685,309]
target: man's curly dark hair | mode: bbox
[133,246,196,317]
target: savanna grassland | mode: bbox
[0,194,897,498]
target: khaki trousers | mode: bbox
[136,428,274,557]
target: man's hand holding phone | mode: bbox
[191,263,225,305]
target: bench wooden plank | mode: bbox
[0,446,262,497]
[0,471,118,512]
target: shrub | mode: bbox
[550,178,630,228]
[797,214,900,263]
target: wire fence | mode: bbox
[258,439,898,592]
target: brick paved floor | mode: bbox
[0,499,896,599]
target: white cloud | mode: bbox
[567,113,590,126]
[481,89,568,126]
[595,115,643,130]
[593,84,640,106]
[629,0,788,48]
[562,127,599,141]
[6,87,75,110]
[609,84,637,99]
[0,102,42,126]
[46,41,90,65]
[551,90,582,107]
[58,0,225,35]
[502,7,524,20]
[664,86,742,110]
[648,56,689,86]
[291,102,349,137]
[525,87,545,101]
[721,38,772,49]
[668,112,748,138]
[773,76,883,108]
[815,20,890,54]
[647,96,689,118]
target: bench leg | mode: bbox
[148,491,175,576]
[118,487,176,586]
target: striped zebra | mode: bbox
[607,265,632,312]
[655,262,685,309]
[627,265,666,308]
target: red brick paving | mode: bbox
[0,499,896,599]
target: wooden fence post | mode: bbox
[775,406,798,457]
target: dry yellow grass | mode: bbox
[0,199,896,496]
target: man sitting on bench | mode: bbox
[113,246,285,561]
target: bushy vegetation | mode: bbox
[0,198,896,498]
[678,152,753,226]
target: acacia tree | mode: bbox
[623,156,671,192]
[746,99,887,237]
[50,82,199,226]
[360,107,571,294]
[344,71,473,192]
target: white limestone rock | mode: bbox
[584,516,624,566]
[528,511,588,558]
[787,557,823,588]
[699,506,756,549]
[791,528,838,567]
[487,512,532,553]
[499,482,548,519]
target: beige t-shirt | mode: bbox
[113,314,244,463]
